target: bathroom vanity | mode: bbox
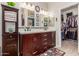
[19,5,56,56]
[19,31,56,56]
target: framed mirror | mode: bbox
[5,22,15,33]
[27,10,35,27]
[21,8,35,27]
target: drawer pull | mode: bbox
[33,38,37,41]
[43,39,47,41]
[32,51,38,54]
[44,34,47,36]
[43,42,47,45]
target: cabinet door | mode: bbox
[47,32,55,48]
[32,33,41,55]
[2,5,18,56]
[40,32,48,52]
[52,32,56,46]
[22,34,33,56]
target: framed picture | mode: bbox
[49,17,56,27]
[27,10,34,26]
[36,13,40,26]
[27,17,34,26]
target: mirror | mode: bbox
[27,10,34,26]
[5,22,15,33]
[21,8,35,27]
[20,8,55,28]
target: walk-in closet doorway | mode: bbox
[60,4,79,54]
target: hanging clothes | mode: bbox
[74,15,78,27]
[65,15,78,40]
[66,15,78,28]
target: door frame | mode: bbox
[60,4,79,52]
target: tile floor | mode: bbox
[58,39,79,56]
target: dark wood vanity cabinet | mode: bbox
[19,32,56,56]
[2,33,18,56]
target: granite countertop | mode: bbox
[19,30,56,34]
[19,31,55,34]
[19,27,56,34]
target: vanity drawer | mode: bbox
[42,42,48,46]
[41,33,48,37]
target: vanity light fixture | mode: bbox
[25,3,34,11]
[22,3,53,17]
